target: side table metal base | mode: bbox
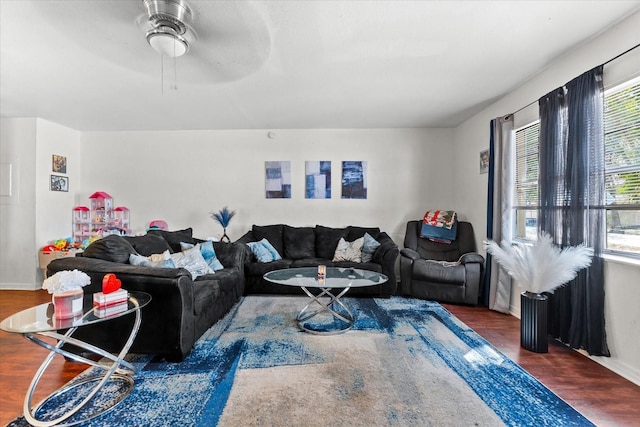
[22,302,142,427]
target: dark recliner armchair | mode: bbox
[399,220,484,305]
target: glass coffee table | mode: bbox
[263,267,387,335]
[0,291,150,427]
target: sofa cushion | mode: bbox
[290,258,335,268]
[348,226,380,241]
[244,259,293,276]
[361,233,381,263]
[333,237,364,262]
[412,259,466,285]
[315,226,348,259]
[83,235,136,263]
[247,239,282,262]
[148,228,195,252]
[181,241,224,271]
[129,250,176,268]
[283,226,316,260]
[252,225,284,257]
[126,234,173,257]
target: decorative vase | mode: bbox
[52,288,84,319]
[221,228,230,243]
[520,291,549,353]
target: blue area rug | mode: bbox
[8,296,594,426]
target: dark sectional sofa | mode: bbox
[47,228,245,362]
[46,224,399,361]
[236,224,399,297]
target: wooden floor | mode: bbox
[1,290,639,426]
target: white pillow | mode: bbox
[332,237,364,262]
[170,246,214,279]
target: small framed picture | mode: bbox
[50,175,69,192]
[52,155,67,174]
[479,149,489,174]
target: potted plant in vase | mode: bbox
[484,232,593,353]
[210,206,236,243]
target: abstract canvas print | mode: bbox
[305,161,331,199]
[265,161,291,198]
[341,161,367,199]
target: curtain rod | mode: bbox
[509,43,640,116]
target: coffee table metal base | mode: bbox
[297,286,354,335]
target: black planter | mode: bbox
[520,291,549,353]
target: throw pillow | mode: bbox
[252,225,285,258]
[170,246,214,279]
[348,227,380,241]
[315,225,348,259]
[283,226,316,259]
[83,235,136,263]
[332,237,364,262]
[247,238,282,263]
[125,234,173,256]
[129,250,176,268]
[148,228,195,252]
[361,233,381,263]
[180,241,224,271]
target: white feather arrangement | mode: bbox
[484,232,593,294]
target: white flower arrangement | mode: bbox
[484,232,593,295]
[42,269,91,294]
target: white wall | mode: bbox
[34,119,82,281]
[452,11,640,385]
[0,118,81,289]
[0,118,37,289]
[78,128,454,246]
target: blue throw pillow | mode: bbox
[180,241,224,271]
[361,232,381,263]
[259,238,282,261]
[247,238,282,263]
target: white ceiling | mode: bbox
[1,1,639,132]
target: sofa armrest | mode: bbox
[400,248,420,260]
[372,232,399,289]
[459,253,485,265]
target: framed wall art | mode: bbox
[341,161,367,199]
[265,161,291,198]
[50,175,69,192]
[52,154,67,174]
[305,161,331,199]
[480,149,489,174]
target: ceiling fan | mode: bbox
[139,0,197,58]
[134,0,272,83]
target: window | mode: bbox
[513,78,640,256]
[604,77,640,254]
[514,122,540,241]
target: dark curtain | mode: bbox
[538,65,610,356]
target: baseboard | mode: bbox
[510,305,521,319]
[0,282,39,290]
[587,354,640,387]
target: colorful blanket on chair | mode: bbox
[420,210,458,243]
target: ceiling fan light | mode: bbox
[147,31,188,57]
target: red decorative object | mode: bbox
[102,273,122,294]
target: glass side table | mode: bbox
[0,291,151,427]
